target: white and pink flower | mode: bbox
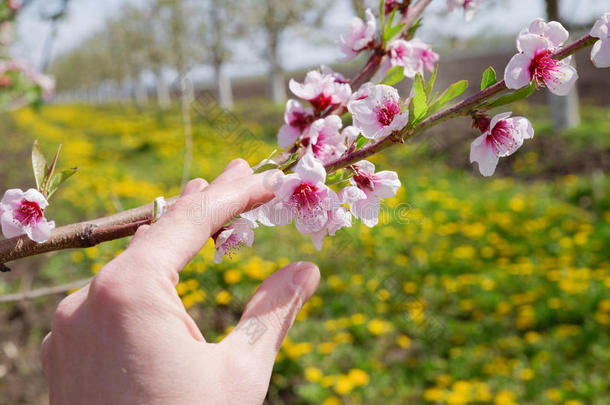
[347,84,408,140]
[469,112,534,177]
[338,8,376,61]
[387,38,439,78]
[277,99,314,148]
[339,160,401,227]
[311,206,352,250]
[250,154,340,235]
[302,115,346,164]
[590,13,610,68]
[447,0,480,21]
[289,67,352,114]
[504,19,577,96]
[213,217,257,263]
[1,188,55,243]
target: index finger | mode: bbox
[122,167,282,283]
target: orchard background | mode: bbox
[1,0,610,404]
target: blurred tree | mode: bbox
[247,0,325,104]
[195,0,246,111]
[545,0,580,131]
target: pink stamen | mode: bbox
[528,50,561,88]
[290,183,321,213]
[290,111,311,132]
[376,100,401,126]
[353,170,375,192]
[310,93,334,114]
[487,120,516,156]
[15,199,43,226]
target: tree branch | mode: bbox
[0,34,596,267]
[0,277,91,303]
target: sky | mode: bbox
[12,0,610,81]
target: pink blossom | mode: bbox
[213,217,257,263]
[0,22,13,46]
[347,84,408,140]
[504,19,577,96]
[289,67,352,114]
[253,153,339,235]
[302,115,346,164]
[469,112,534,177]
[339,160,401,227]
[590,13,610,68]
[338,8,376,60]
[447,0,480,21]
[277,99,314,148]
[386,38,438,78]
[1,188,55,243]
[311,206,352,250]
[0,59,55,100]
[8,0,22,12]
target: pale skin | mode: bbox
[40,159,321,405]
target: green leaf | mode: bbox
[280,152,299,171]
[31,140,47,191]
[46,167,78,199]
[405,17,422,40]
[381,65,404,86]
[485,81,536,108]
[42,144,62,196]
[327,169,354,185]
[355,135,368,150]
[427,80,469,115]
[411,73,428,122]
[254,163,279,173]
[379,0,386,41]
[480,67,497,91]
[425,65,438,99]
[384,23,405,42]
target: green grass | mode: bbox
[0,101,609,405]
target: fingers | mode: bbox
[222,262,320,369]
[123,161,282,283]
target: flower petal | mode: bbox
[504,53,533,90]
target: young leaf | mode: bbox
[382,65,405,86]
[405,17,422,40]
[46,167,78,199]
[31,140,47,191]
[411,73,428,121]
[425,65,438,99]
[280,152,299,170]
[42,144,62,196]
[480,67,497,90]
[379,0,386,41]
[384,23,405,42]
[427,80,469,115]
[355,135,369,150]
[485,81,536,108]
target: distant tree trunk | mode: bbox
[545,0,580,131]
[351,0,366,19]
[134,80,148,106]
[154,67,170,109]
[267,29,286,104]
[213,61,234,111]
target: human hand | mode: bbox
[40,159,321,405]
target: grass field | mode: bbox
[0,99,609,404]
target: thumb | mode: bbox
[222,262,320,368]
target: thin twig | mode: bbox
[0,33,595,267]
[0,277,91,303]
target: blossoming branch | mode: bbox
[0,1,608,269]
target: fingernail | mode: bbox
[293,262,317,286]
[182,178,207,196]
